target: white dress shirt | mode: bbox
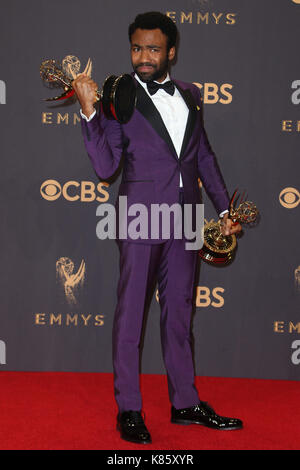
[134,73,188,187]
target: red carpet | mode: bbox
[0,372,299,450]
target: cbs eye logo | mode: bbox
[279,187,300,209]
[41,179,61,201]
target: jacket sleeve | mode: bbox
[80,109,124,180]
[194,86,230,215]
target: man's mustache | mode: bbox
[136,63,156,69]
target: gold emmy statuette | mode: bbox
[40,55,136,124]
[199,189,259,265]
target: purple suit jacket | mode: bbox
[81,77,230,244]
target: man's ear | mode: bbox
[168,46,176,62]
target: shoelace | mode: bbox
[124,411,146,426]
[194,402,215,416]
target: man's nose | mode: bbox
[140,48,150,62]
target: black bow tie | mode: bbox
[147,80,175,96]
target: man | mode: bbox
[73,12,243,444]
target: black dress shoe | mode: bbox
[117,410,152,444]
[171,401,243,430]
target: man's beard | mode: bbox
[133,57,169,83]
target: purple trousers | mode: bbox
[112,190,200,411]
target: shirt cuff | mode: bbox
[80,109,96,122]
[219,209,229,218]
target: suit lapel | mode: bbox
[173,80,198,159]
[135,82,178,160]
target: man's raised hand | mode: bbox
[70,60,98,118]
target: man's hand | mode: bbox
[220,213,242,236]
[72,73,99,118]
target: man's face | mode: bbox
[131,28,175,83]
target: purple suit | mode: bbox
[81,77,229,411]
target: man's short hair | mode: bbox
[128,11,178,51]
